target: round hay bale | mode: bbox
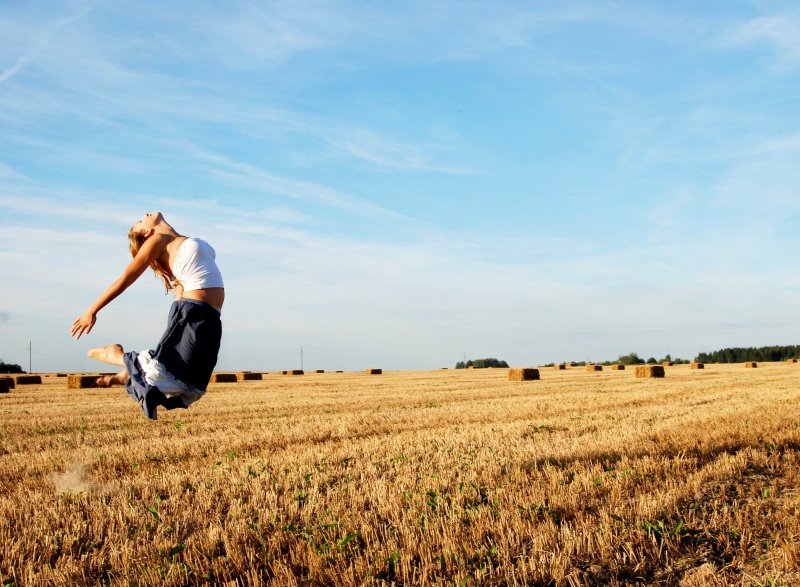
[508,368,539,381]
[1,376,15,390]
[586,365,602,372]
[314,369,325,374]
[0,378,9,393]
[14,375,42,385]
[610,364,625,371]
[662,361,674,367]
[744,362,757,368]
[553,364,566,370]
[288,370,304,376]
[690,362,705,369]
[366,368,382,375]
[788,359,798,364]
[635,365,665,378]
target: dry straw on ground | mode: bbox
[507,368,539,381]
[635,365,665,378]
[2,364,800,586]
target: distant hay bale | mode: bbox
[14,375,42,385]
[554,364,566,370]
[508,368,539,381]
[314,370,325,374]
[662,362,674,367]
[1,376,15,389]
[237,372,262,381]
[788,359,798,364]
[635,365,665,378]
[440,367,448,370]
[567,362,577,368]
[67,375,100,389]
[611,364,625,371]
[586,365,603,372]
[0,379,8,393]
[744,362,757,368]
[467,366,475,369]
[690,362,705,370]
[210,373,237,383]
[336,370,343,373]
[56,373,67,377]
[366,368,382,375]
[288,370,304,376]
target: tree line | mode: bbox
[455,358,509,369]
[695,345,800,364]
[0,360,23,373]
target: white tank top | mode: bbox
[172,238,224,292]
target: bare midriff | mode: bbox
[181,287,225,310]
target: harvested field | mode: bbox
[1,364,800,586]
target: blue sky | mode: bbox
[1,1,799,372]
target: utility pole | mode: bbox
[28,341,32,373]
[300,346,304,371]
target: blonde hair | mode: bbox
[128,227,176,293]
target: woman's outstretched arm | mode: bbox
[71,234,169,340]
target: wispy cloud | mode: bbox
[725,15,800,70]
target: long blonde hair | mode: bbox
[128,227,176,293]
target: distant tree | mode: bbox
[618,352,645,365]
[455,358,509,369]
[0,360,23,374]
[646,357,657,364]
[660,354,672,363]
[695,344,800,364]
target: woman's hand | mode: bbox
[71,311,97,340]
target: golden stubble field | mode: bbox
[1,363,799,586]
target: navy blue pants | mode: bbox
[123,299,222,420]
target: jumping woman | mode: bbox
[71,212,224,419]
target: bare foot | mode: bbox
[88,344,125,366]
[96,369,128,387]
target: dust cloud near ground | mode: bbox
[49,462,102,493]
